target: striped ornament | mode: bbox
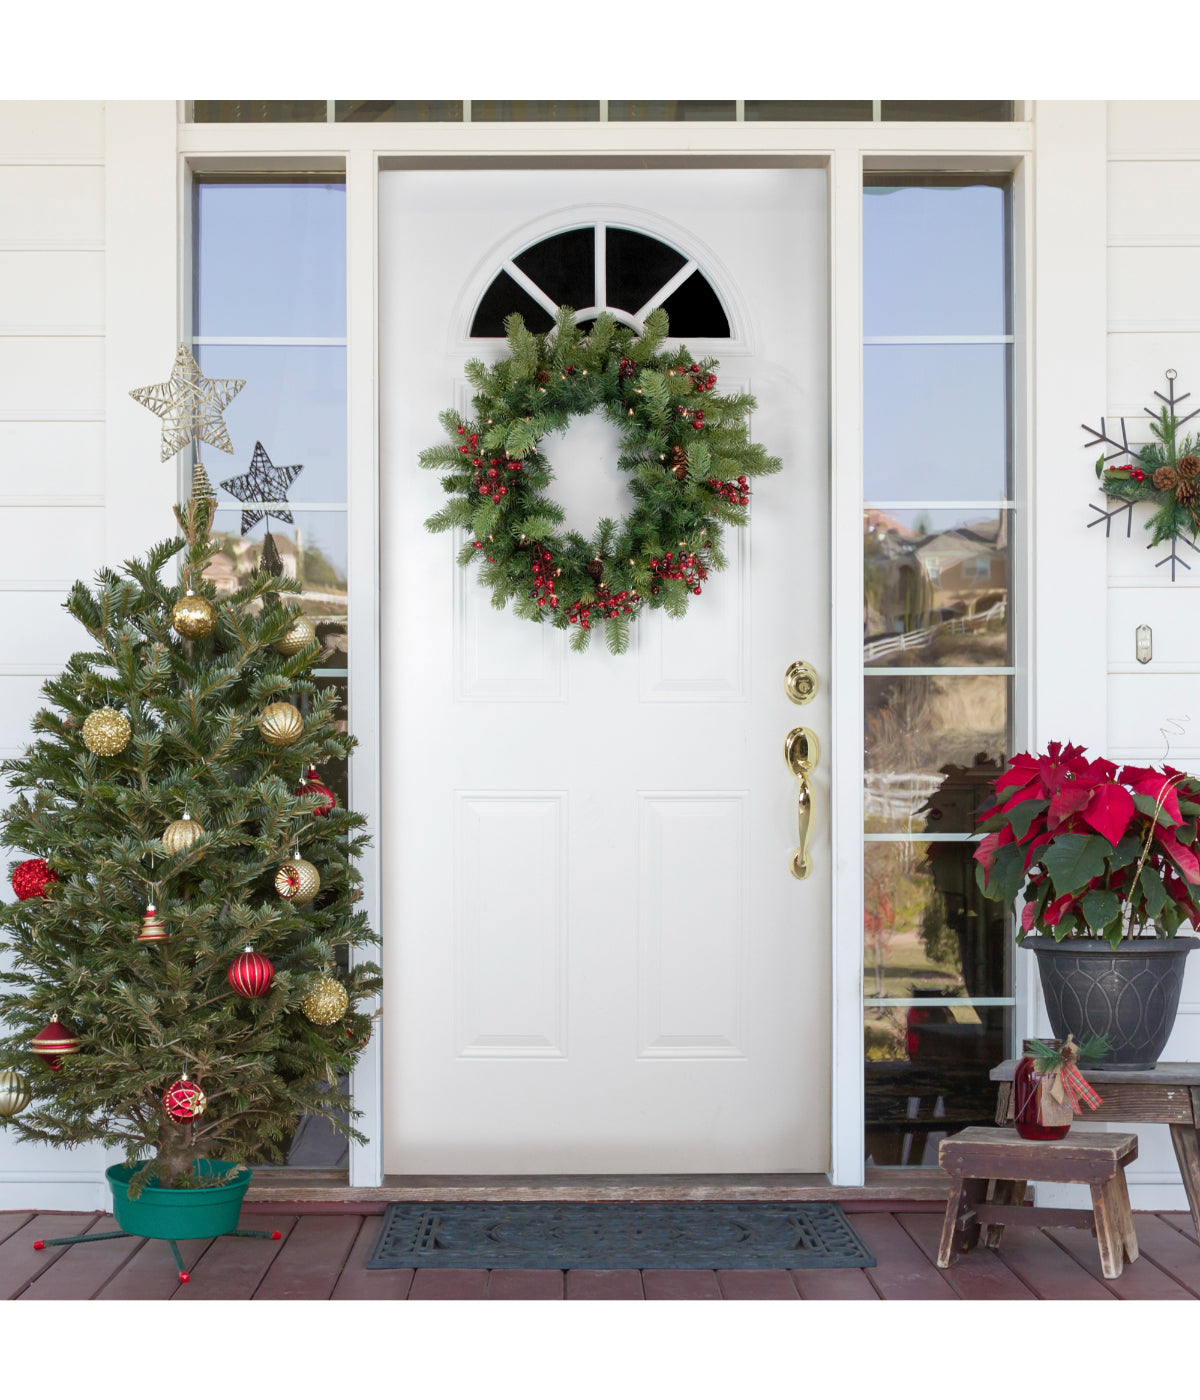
[162,1075,207,1122]
[31,1015,81,1071]
[227,946,275,998]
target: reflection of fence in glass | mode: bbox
[863,599,1006,664]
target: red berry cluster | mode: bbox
[708,475,750,506]
[677,403,706,431]
[649,548,710,596]
[618,356,636,382]
[566,584,640,631]
[685,362,717,395]
[1112,464,1148,483]
[530,549,559,609]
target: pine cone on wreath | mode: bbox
[1177,478,1200,507]
[1178,455,1200,480]
[669,445,689,481]
[1154,465,1180,492]
[585,558,604,583]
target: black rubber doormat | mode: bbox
[367,1201,876,1271]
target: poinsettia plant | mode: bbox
[974,742,1200,947]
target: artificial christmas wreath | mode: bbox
[419,306,781,654]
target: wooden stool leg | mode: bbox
[1090,1177,1127,1280]
[985,1178,1026,1249]
[938,1175,985,1268]
[1111,1167,1139,1264]
[1169,1124,1200,1244]
[994,1083,1012,1126]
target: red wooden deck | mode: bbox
[3,1200,1199,1299]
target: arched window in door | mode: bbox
[470,224,731,338]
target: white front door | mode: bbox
[379,168,830,1173]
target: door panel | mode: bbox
[380,169,830,1172]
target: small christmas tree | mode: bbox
[0,475,380,1191]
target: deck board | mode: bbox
[329,1217,414,1300]
[21,1214,145,1300]
[409,1268,490,1299]
[170,1215,297,1301]
[987,1224,1115,1300]
[487,1269,565,1299]
[565,1269,644,1299]
[1044,1225,1195,1300]
[717,1269,800,1299]
[254,1213,361,1301]
[898,1211,1037,1300]
[2,1206,1195,1300]
[853,1212,959,1300]
[0,1213,98,1300]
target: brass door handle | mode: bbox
[784,727,820,881]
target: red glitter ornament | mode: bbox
[227,946,275,999]
[295,766,336,817]
[162,1075,207,1122]
[11,858,58,901]
[32,1014,80,1071]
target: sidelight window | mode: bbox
[861,176,1015,1168]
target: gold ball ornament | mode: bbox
[258,702,304,747]
[0,1069,32,1117]
[275,857,321,902]
[301,974,349,1026]
[275,615,317,657]
[162,811,204,855]
[82,707,131,757]
[170,590,216,640]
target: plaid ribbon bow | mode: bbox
[1058,1063,1103,1114]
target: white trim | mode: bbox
[864,997,1017,1007]
[344,145,384,1190]
[863,832,978,842]
[191,335,347,346]
[865,500,1015,510]
[864,335,1014,345]
[828,142,866,1186]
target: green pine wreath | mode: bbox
[420,306,782,653]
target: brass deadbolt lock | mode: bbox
[784,660,818,706]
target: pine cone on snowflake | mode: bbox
[1177,478,1200,507]
[1178,455,1200,481]
[1154,465,1180,492]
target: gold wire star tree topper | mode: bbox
[129,344,245,463]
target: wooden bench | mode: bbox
[937,1126,1139,1279]
[991,1058,1200,1240]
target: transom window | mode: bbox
[470,224,730,338]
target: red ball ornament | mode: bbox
[295,766,336,817]
[227,946,275,999]
[32,1014,80,1071]
[11,858,58,901]
[162,1075,207,1122]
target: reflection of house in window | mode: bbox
[864,512,1008,666]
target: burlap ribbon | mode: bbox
[1039,1034,1104,1123]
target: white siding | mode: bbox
[1096,100,1200,1207]
[0,101,178,1209]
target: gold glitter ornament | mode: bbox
[275,857,320,902]
[162,811,204,855]
[0,1069,31,1117]
[82,706,131,757]
[258,702,304,747]
[171,590,216,640]
[275,615,317,657]
[301,974,349,1026]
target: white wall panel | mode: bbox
[0,102,103,160]
[1108,101,1200,155]
[1108,671,1200,757]
[1109,247,1200,327]
[0,251,104,330]
[0,166,104,246]
[1109,585,1200,665]
[0,338,103,417]
[1109,160,1200,245]
[0,507,103,585]
[454,793,567,1057]
[637,792,747,1058]
[1107,333,1200,413]
[7,592,88,670]
[0,422,104,499]
[0,675,53,740]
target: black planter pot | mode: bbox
[1025,936,1198,1071]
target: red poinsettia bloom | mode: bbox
[973,743,1200,946]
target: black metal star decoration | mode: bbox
[1084,369,1200,581]
[219,441,304,535]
